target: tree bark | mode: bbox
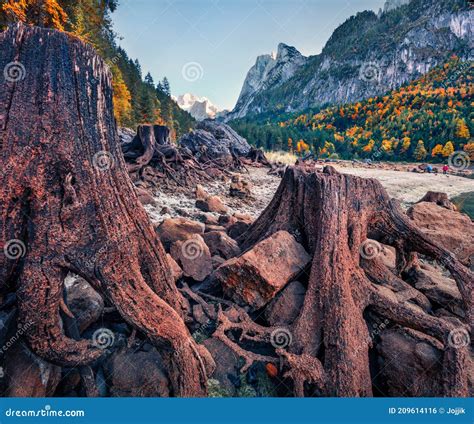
[0,24,207,396]
[237,165,472,397]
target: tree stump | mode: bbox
[237,165,472,397]
[0,24,207,396]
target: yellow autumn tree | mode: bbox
[463,142,474,160]
[413,140,427,160]
[111,65,132,127]
[455,118,470,139]
[441,141,455,158]
[431,144,443,157]
[296,139,310,154]
[401,137,411,153]
[2,0,68,30]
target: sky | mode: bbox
[113,0,386,110]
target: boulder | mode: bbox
[118,127,136,146]
[179,121,250,165]
[229,175,252,198]
[65,274,104,332]
[196,195,228,214]
[166,253,183,282]
[405,262,464,317]
[202,337,241,395]
[205,224,226,233]
[4,343,61,397]
[135,186,155,206]
[203,231,241,259]
[227,221,251,240]
[416,191,456,211]
[170,234,213,282]
[214,231,311,309]
[264,281,306,326]
[376,328,443,396]
[196,212,219,226]
[104,347,169,397]
[195,184,208,201]
[156,217,205,250]
[407,202,473,267]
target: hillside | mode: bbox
[230,58,473,162]
[228,0,473,120]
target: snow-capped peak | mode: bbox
[173,93,221,121]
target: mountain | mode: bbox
[229,57,473,162]
[174,93,221,121]
[227,43,307,120]
[228,0,473,119]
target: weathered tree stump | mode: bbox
[236,165,472,397]
[0,24,207,396]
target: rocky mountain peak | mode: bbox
[174,93,221,121]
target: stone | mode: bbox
[4,343,61,397]
[170,234,213,282]
[203,231,241,259]
[156,217,205,250]
[405,262,464,317]
[202,337,241,395]
[408,202,474,267]
[205,224,226,233]
[195,184,208,201]
[229,175,252,198]
[135,186,155,206]
[65,274,104,332]
[264,281,306,326]
[376,328,443,396]
[166,253,183,282]
[214,231,311,309]
[227,221,251,240]
[104,347,169,397]
[416,191,456,211]
[196,195,228,214]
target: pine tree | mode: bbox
[413,140,427,160]
[162,77,171,96]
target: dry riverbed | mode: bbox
[144,165,474,225]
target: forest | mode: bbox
[230,58,473,162]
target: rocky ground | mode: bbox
[143,163,474,225]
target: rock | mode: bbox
[65,274,104,332]
[408,202,474,267]
[229,175,252,198]
[170,234,213,282]
[264,281,306,326]
[135,186,155,206]
[214,231,311,309]
[405,263,464,317]
[195,184,208,200]
[4,343,61,397]
[118,127,136,145]
[196,195,228,214]
[211,255,226,269]
[179,121,250,164]
[203,337,241,394]
[104,347,169,397]
[160,206,171,215]
[376,328,443,396]
[218,214,236,227]
[156,217,205,250]
[196,212,219,226]
[166,253,183,282]
[416,191,456,211]
[227,221,251,240]
[205,224,226,233]
[203,231,241,259]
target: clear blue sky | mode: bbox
[113,0,385,110]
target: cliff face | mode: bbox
[228,0,473,119]
[228,43,307,120]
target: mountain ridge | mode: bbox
[227,0,473,120]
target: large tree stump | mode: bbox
[0,24,207,396]
[236,165,472,397]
